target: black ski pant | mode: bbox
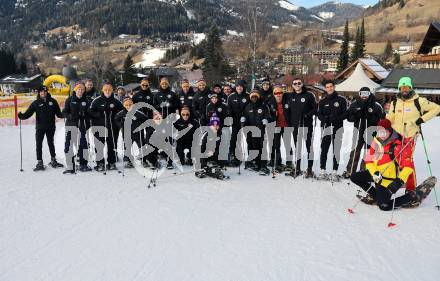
[94,125,119,165]
[248,132,266,169]
[345,137,366,174]
[292,124,314,170]
[350,170,412,211]
[271,127,287,167]
[320,126,343,171]
[64,127,89,169]
[36,128,56,161]
[176,138,192,164]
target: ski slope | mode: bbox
[1,119,440,281]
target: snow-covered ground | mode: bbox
[1,118,440,281]
[133,48,167,68]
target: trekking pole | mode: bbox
[140,130,145,178]
[388,196,397,228]
[347,136,416,214]
[272,130,278,179]
[19,119,23,172]
[169,107,177,175]
[103,111,108,175]
[419,125,440,210]
[347,119,362,188]
[109,111,118,164]
[310,116,318,182]
[238,122,245,175]
[330,123,335,186]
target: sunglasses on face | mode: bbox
[181,113,189,117]
[141,84,148,87]
[293,82,302,86]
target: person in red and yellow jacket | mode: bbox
[350,119,420,210]
[387,76,440,191]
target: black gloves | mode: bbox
[388,178,404,194]
[415,117,424,126]
[17,112,23,120]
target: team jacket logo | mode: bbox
[301,98,306,103]
[49,102,53,106]
[110,104,115,108]
[285,104,289,109]
[81,102,87,106]
[368,107,373,113]
[167,95,171,98]
[242,99,247,103]
[218,108,223,112]
[334,102,339,107]
[257,109,263,114]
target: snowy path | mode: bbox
[1,121,440,281]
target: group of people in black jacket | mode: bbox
[18,75,384,180]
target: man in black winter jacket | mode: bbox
[227,79,249,166]
[342,87,384,178]
[153,77,179,118]
[316,80,347,181]
[63,82,92,173]
[192,79,212,122]
[115,98,149,168]
[285,78,317,178]
[259,78,273,105]
[84,79,98,101]
[174,106,199,166]
[132,78,154,118]
[18,85,64,171]
[241,89,272,174]
[88,82,124,171]
[178,79,195,112]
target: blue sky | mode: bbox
[290,0,377,8]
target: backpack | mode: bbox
[392,97,423,116]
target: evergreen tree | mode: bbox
[393,53,400,64]
[19,60,27,75]
[148,70,159,88]
[202,25,234,83]
[122,54,136,84]
[351,26,361,62]
[383,40,393,60]
[399,0,405,8]
[337,20,350,72]
[359,17,366,58]
[290,66,297,76]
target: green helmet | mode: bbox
[398,76,413,89]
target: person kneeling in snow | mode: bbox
[194,114,225,179]
[350,119,424,210]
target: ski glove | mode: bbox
[17,112,23,119]
[372,171,382,183]
[388,178,404,194]
[415,117,424,126]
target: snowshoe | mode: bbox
[33,161,46,171]
[95,163,105,172]
[305,168,314,179]
[315,170,329,181]
[283,165,294,172]
[79,165,92,172]
[63,169,75,175]
[329,171,341,182]
[244,161,253,170]
[206,166,229,180]
[286,169,303,178]
[195,169,207,178]
[356,194,377,205]
[259,167,270,176]
[416,176,437,200]
[49,157,64,168]
[107,163,117,171]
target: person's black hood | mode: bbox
[37,92,52,100]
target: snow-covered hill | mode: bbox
[1,118,440,280]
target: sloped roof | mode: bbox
[379,69,440,89]
[335,63,380,93]
[418,22,440,54]
[335,58,389,81]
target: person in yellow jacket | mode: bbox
[350,119,423,210]
[386,76,440,191]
